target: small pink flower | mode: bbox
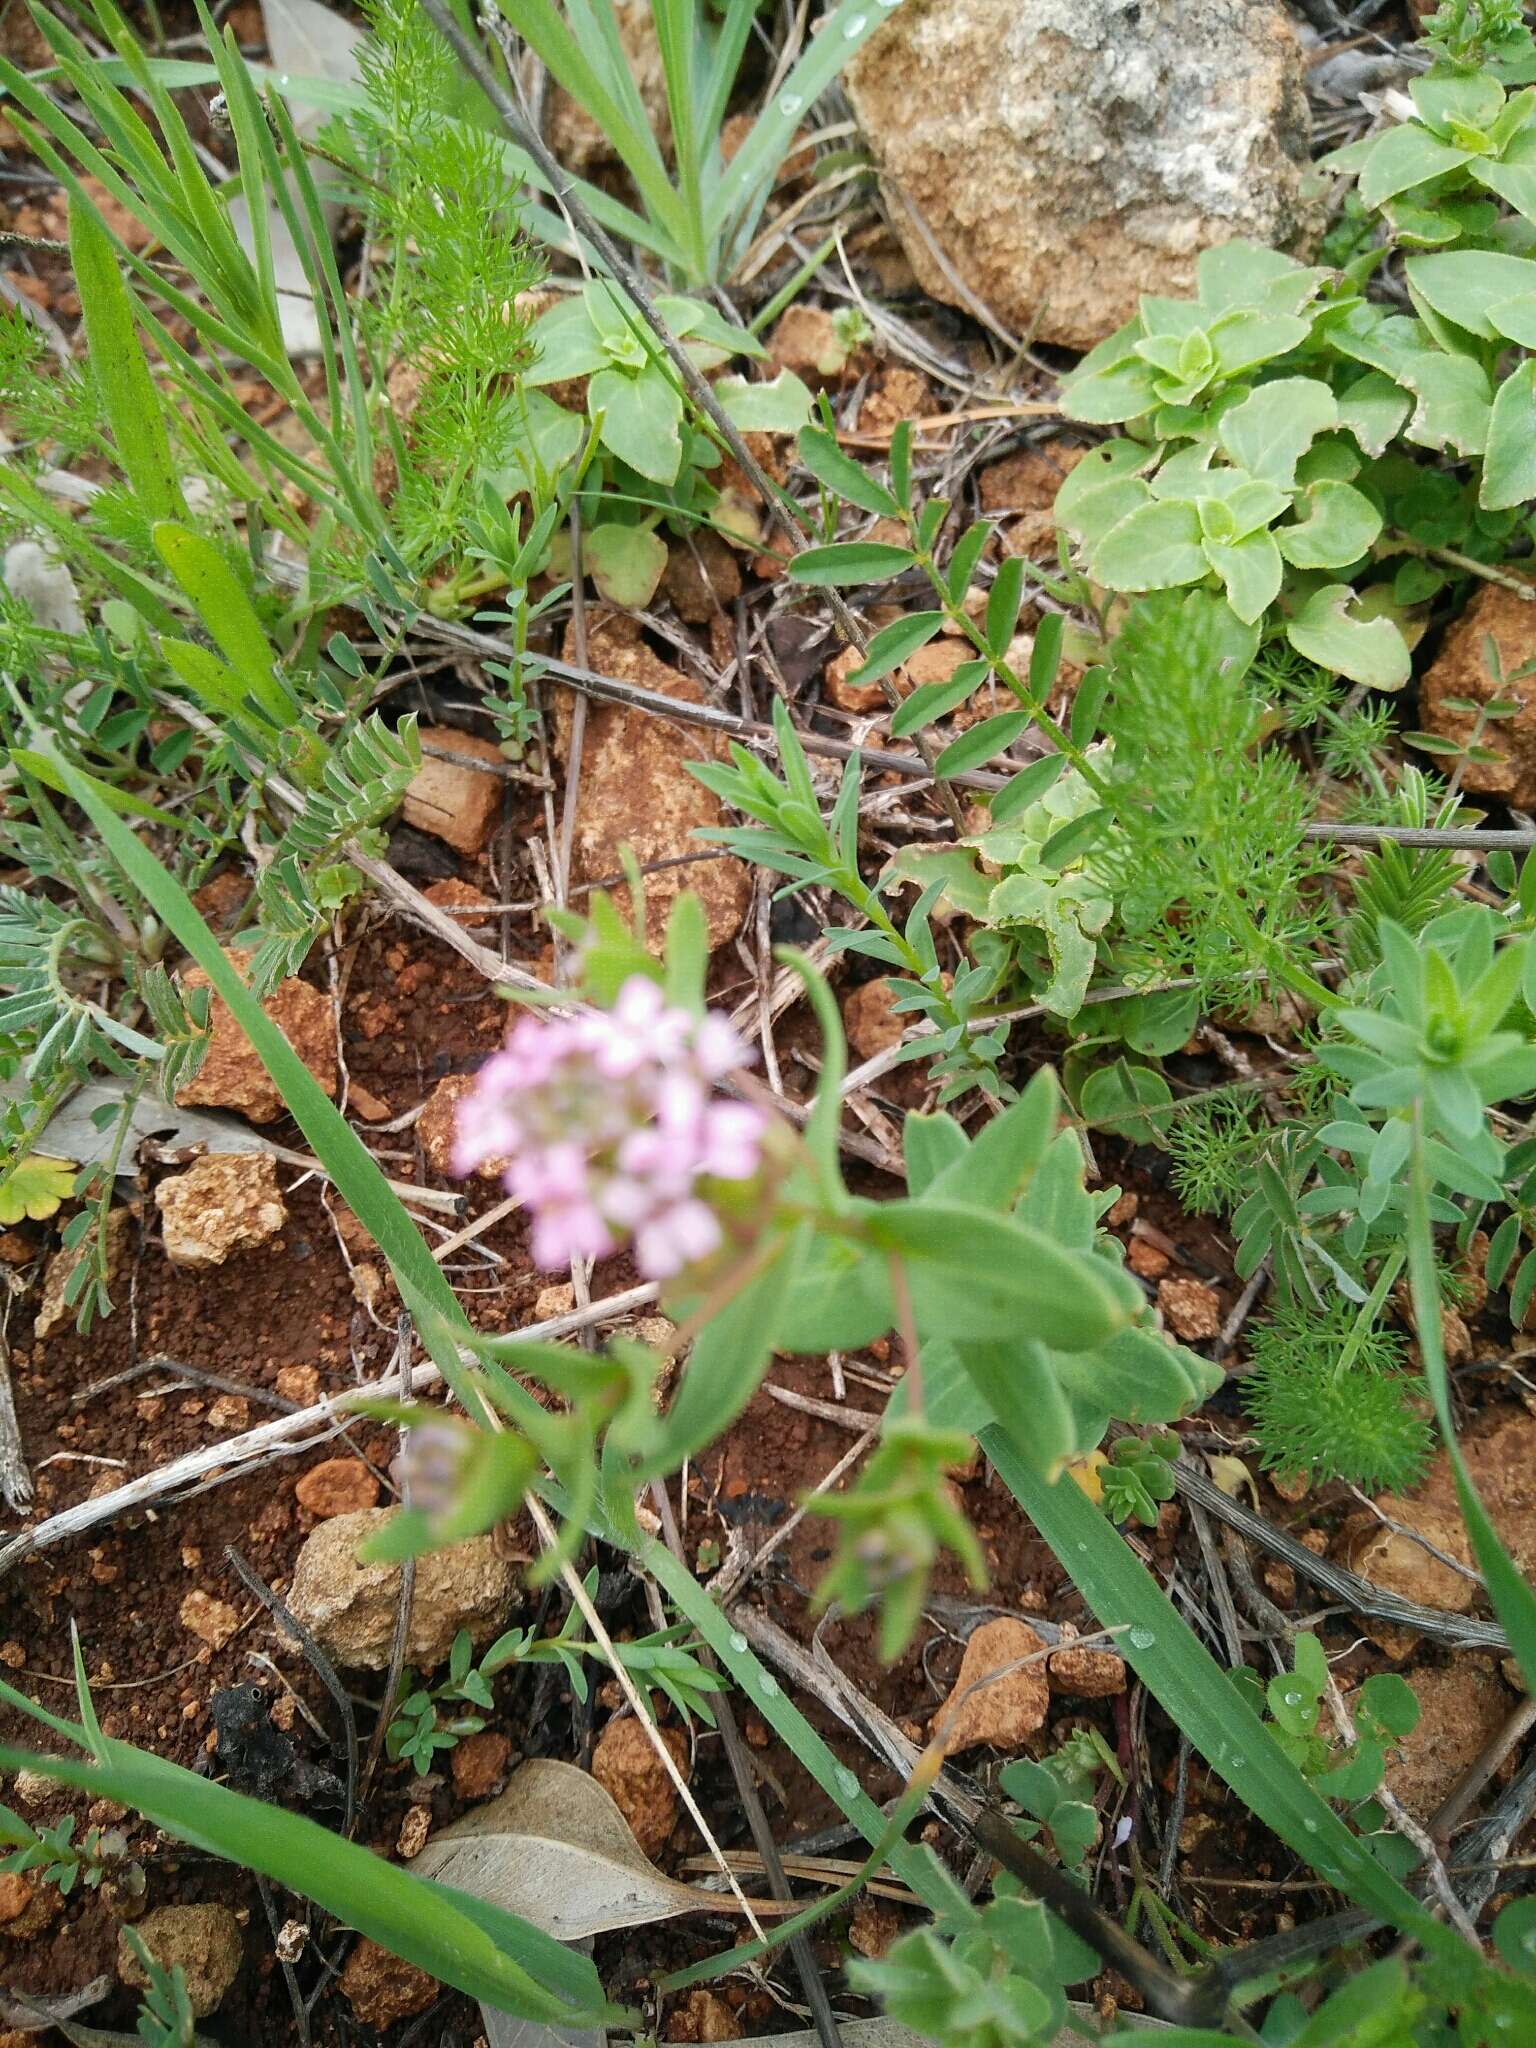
[452,977,767,1281]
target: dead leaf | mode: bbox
[14,1079,282,1170]
[414,1758,786,1940]
[1205,1453,1259,1509]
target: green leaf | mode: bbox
[864,1200,1138,1351]
[1337,372,1412,458]
[69,193,186,524]
[933,711,1031,778]
[795,424,900,517]
[1276,480,1384,570]
[987,1444,1461,1962]
[585,523,668,607]
[888,661,990,735]
[715,369,812,434]
[1359,121,1473,208]
[1092,498,1206,591]
[1481,360,1536,511]
[848,611,946,688]
[1286,583,1411,690]
[1404,249,1533,341]
[0,1154,75,1225]
[0,1730,617,2024]
[1218,377,1338,487]
[789,541,916,586]
[1203,529,1282,624]
[151,524,297,725]
[590,362,683,484]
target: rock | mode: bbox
[0,1873,32,1925]
[422,877,497,936]
[1157,1277,1221,1342]
[980,443,1085,559]
[450,1728,513,1801]
[1383,1661,1509,1820]
[825,628,976,716]
[340,1937,439,2029]
[1128,1237,1171,1280]
[8,1768,52,1808]
[1419,585,1536,808]
[34,1205,130,1341]
[285,1508,518,1670]
[118,1905,243,2017]
[402,727,506,856]
[1048,1638,1127,1698]
[207,1394,249,1432]
[590,1715,689,1857]
[180,1589,241,1650]
[533,1282,577,1322]
[663,531,743,624]
[666,1990,743,2042]
[547,0,669,171]
[1343,1500,1475,1616]
[930,1616,1050,1754]
[849,1899,903,1959]
[397,1804,432,1859]
[276,1364,320,1406]
[155,1153,287,1270]
[418,1072,503,1180]
[845,0,1319,352]
[554,613,751,951]
[0,1870,60,1940]
[176,954,337,1124]
[295,1458,380,1519]
[842,978,905,1061]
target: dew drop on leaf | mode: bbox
[1128,1628,1156,1650]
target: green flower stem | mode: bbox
[1336,1246,1405,1383]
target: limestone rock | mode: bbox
[590,1715,688,1857]
[450,1728,513,1801]
[295,1458,380,1519]
[1048,1638,1127,1698]
[155,1153,287,1270]
[1343,1500,1475,1616]
[402,727,506,856]
[845,0,1319,352]
[1419,585,1536,808]
[118,1904,242,2017]
[285,1507,518,1671]
[1383,1661,1510,1820]
[176,954,337,1124]
[980,442,1086,559]
[931,1616,1050,1754]
[340,1937,439,2029]
[666,1990,743,2042]
[554,613,751,951]
[180,1589,241,1650]
[34,1205,129,1341]
[769,305,863,388]
[418,1071,504,1180]
[1157,1277,1221,1342]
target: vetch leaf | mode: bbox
[848,612,946,689]
[789,542,915,587]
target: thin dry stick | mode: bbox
[520,1494,769,1940]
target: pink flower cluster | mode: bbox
[453,976,766,1280]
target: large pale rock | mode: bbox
[118,1904,242,2017]
[930,1616,1050,1754]
[555,613,751,951]
[846,0,1319,351]
[285,1507,518,1671]
[402,727,506,856]
[175,953,336,1124]
[155,1153,287,1270]
[1419,585,1536,809]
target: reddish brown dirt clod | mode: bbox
[175,955,337,1124]
[179,1590,241,1651]
[294,1459,380,1520]
[591,1716,689,1857]
[450,1729,513,1801]
[666,1990,743,2042]
[402,727,506,855]
[931,1617,1050,1755]
[340,1937,440,2028]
